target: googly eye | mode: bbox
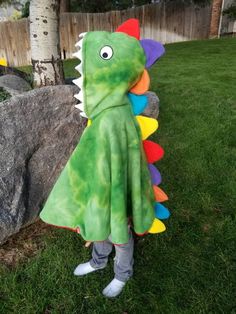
[100,46,113,60]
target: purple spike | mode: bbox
[140,39,165,69]
[148,164,162,185]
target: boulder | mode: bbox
[0,65,32,84]
[143,91,159,118]
[0,86,159,244]
[0,85,84,244]
[0,74,32,97]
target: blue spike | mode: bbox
[154,203,170,220]
[128,93,148,115]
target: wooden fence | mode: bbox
[0,3,213,67]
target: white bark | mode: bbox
[30,0,64,87]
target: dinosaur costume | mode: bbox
[40,19,170,244]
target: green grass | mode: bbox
[0,87,11,102]
[16,59,78,80]
[1,38,236,313]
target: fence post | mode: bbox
[209,0,224,38]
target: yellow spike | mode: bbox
[87,119,92,127]
[136,115,158,140]
[0,58,7,66]
[149,218,166,234]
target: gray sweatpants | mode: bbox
[89,228,134,282]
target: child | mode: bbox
[40,19,169,298]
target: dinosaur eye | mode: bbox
[100,46,113,60]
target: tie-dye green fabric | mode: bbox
[40,31,155,244]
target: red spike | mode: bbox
[115,18,140,40]
[143,140,164,163]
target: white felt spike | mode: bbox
[79,32,87,38]
[73,50,82,60]
[78,92,84,102]
[78,103,84,111]
[80,111,87,118]
[78,39,83,49]
[73,77,83,89]
[72,78,78,85]
[72,51,80,59]
[74,91,83,102]
[74,93,81,100]
[75,63,82,73]
[74,95,79,100]
[75,38,83,48]
[72,78,82,87]
[77,49,82,60]
[74,93,83,102]
[74,103,84,111]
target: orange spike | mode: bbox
[153,185,169,202]
[130,69,150,95]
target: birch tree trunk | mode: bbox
[30,0,64,87]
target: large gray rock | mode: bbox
[143,92,159,117]
[0,86,159,244]
[0,65,31,84]
[0,74,32,97]
[0,85,84,244]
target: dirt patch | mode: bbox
[0,220,53,268]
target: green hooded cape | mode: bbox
[40,30,156,244]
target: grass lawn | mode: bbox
[0,87,11,102]
[1,38,236,313]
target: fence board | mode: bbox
[0,3,212,66]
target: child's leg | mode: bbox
[90,240,113,269]
[74,239,113,276]
[113,229,134,282]
[102,228,134,297]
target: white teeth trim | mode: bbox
[72,51,79,58]
[72,50,82,60]
[75,103,84,111]
[74,93,81,101]
[74,91,83,103]
[80,112,87,118]
[75,40,81,48]
[79,32,87,38]
[75,39,80,48]
[73,77,83,89]
[72,78,82,87]
[74,93,80,100]
[75,38,83,49]
[75,63,82,73]
[74,32,86,118]
[77,49,82,60]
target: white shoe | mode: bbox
[73,262,105,276]
[102,278,126,298]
